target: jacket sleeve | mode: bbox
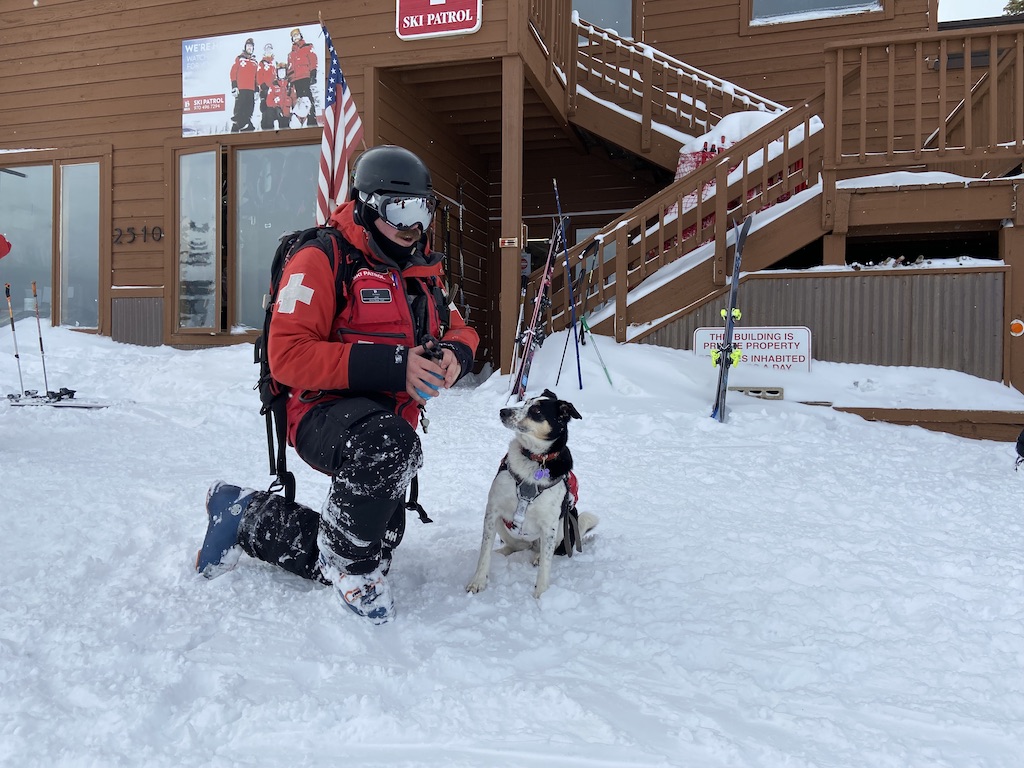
[267,244,355,392]
[440,303,479,380]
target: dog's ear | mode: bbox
[560,400,582,421]
[541,388,558,400]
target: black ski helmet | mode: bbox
[351,145,432,201]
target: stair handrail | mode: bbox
[573,16,786,118]
[529,93,828,341]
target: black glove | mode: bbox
[309,69,317,82]
[259,84,268,97]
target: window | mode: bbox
[174,143,320,334]
[60,163,100,328]
[574,0,633,38]
[235,145,319,330]
[177,150,219,331]
[742,0,889,32]
[0,153,106,330]
[0,165,53,321]
[753,0,881,21]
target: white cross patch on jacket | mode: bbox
[277,273,314,313]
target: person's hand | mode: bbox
[438,346,462,388]
[231,87,239,97]
[406,345,446,405]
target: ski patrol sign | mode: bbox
[397,0,482,40]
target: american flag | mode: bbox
[316,23,363,226]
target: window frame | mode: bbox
[739,0,893,36]
[165,132,323,343]
[170,143,223,336]
[0,145,111,333]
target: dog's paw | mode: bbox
[466,577,488,594]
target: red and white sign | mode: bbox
[396,0,482,40]
[694,326,812,371]
[183,95,226,114]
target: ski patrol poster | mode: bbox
[182,24,325,137]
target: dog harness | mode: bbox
[498,449,583,556]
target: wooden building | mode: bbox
[3,0,1024,429]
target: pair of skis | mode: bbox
[710,215,753,423]
[509,215,564,402]
[4,282,106,409]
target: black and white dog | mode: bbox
[466,389,599,598]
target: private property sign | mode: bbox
[397,0,482,40]
[693,326,812,371]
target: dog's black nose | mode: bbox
[499,408,514,420]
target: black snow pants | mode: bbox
[237,397,422,580]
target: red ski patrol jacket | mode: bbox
[267,81,289,115]
[230,53,258,91]
[287,41,318,81]
[256,55,275,93]
[268,200,479,445]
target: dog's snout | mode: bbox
[499,407,516,421]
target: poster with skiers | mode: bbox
[182,25,325,137]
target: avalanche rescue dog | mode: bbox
[466,389,599,598]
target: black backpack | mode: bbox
[254,226,347,503]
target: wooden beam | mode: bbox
[1001,223,1024,394]
[500,55,524,375]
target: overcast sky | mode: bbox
[939,0,1008,20]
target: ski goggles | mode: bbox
[365,192,437,231]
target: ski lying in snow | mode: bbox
[6,388,109,409]
[710,215,753,423]
[8,399,109,409]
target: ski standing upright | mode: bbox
[508,218,564,402]
[710,214,753,423]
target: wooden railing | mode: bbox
[823,27,1024,225]
[534,94,826,341]
[526,0,572,110]
[521,13,1024,344]
[571,19,785,148]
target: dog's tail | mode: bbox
[578,512,599,537]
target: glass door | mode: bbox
[59,163,100,328]
[177,149,220,332]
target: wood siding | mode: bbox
[643,0,932,107]
[0,0,519,351]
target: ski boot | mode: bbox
[196,482,261,578]
[318,553,395,625]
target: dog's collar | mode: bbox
[521,446,560,466]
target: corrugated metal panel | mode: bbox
[640,270,1004,381]
[111,297,163,347]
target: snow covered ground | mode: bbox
[2,321,1023,767]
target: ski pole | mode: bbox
[31,281,50,396]
[556,250,589,385]
[580,314,613,386]
[552,179,583,390]
[4,283,26,396]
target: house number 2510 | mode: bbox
[112,226,163,244]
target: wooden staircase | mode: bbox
[522,5,1024,348]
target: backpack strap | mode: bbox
[265,393,296,502]
[404,475,433,524]
[260,226,350,503]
